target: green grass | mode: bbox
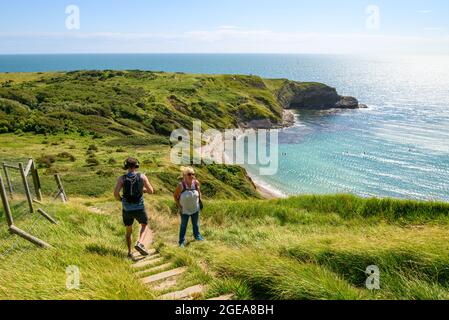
[150,196,449,300]
[0,201,155,300]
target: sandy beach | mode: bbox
[198,129,289,200]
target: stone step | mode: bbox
[141,267,187,285]
[135,263,174,278]
[208,294,234,301]
[159,285,206,300]
[131,255,162,269]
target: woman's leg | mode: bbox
[191,212,203,240]
[179,214,189,245]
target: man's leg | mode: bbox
[179,214,189,245]
[133,211,150,256]
[125,225,133,255]
[138,224,147,244]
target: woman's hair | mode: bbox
[180,166,195,177]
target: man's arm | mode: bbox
[143,175,154,194]
[114,177,124,201]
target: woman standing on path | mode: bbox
[173,167,204,247]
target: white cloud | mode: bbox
[417,10,433,14]
[1,27,449,54]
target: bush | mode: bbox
[88,144,98,151]
[96,169,114,177]
[85,157,100,166]
[105,135,169,147]
[57,152,76,162]
[37,155,56,168]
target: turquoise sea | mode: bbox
[1,54,448,201]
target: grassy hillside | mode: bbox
[1,193,448,300]
[0,70,287,137]
[152,195,449,300]
[0,134,260,200]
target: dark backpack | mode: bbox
[122,173,144,204]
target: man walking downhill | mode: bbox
[114,157,154,259]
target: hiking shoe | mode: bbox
[179,242,186,248]
[127,253,134,260]
[195,235,205,241]
[134,242,149,256]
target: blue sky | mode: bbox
[0,0,448,54]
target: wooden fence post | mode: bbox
[54,174,67,203]
[30,159,42,201]
[37,208,58,225]
[19,163,34,213]
[0,173,14,227]
[9,225,51,248]
[2,163,13,198]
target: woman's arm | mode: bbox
[196,180,202,200]
[174,184,182,208]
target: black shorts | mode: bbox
[122,209,149,227]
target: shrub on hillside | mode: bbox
[57,152,76,162]
[37,155,56,168]
[88,144,98,151]
[85,157,100,167]
[105,135,169,147]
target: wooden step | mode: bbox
[131,249,157,261]
[153,277,180,291]
[141,267,187,284]
[135,263,174,277]
[134,248,156,258]
[208,294,234,301]
[159,285,206,300]
[131,255,162,269]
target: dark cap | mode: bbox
[124,157,140,169]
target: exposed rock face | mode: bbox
[277,81,364,110]
[241,119,274,129]
[282,110,295,127]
